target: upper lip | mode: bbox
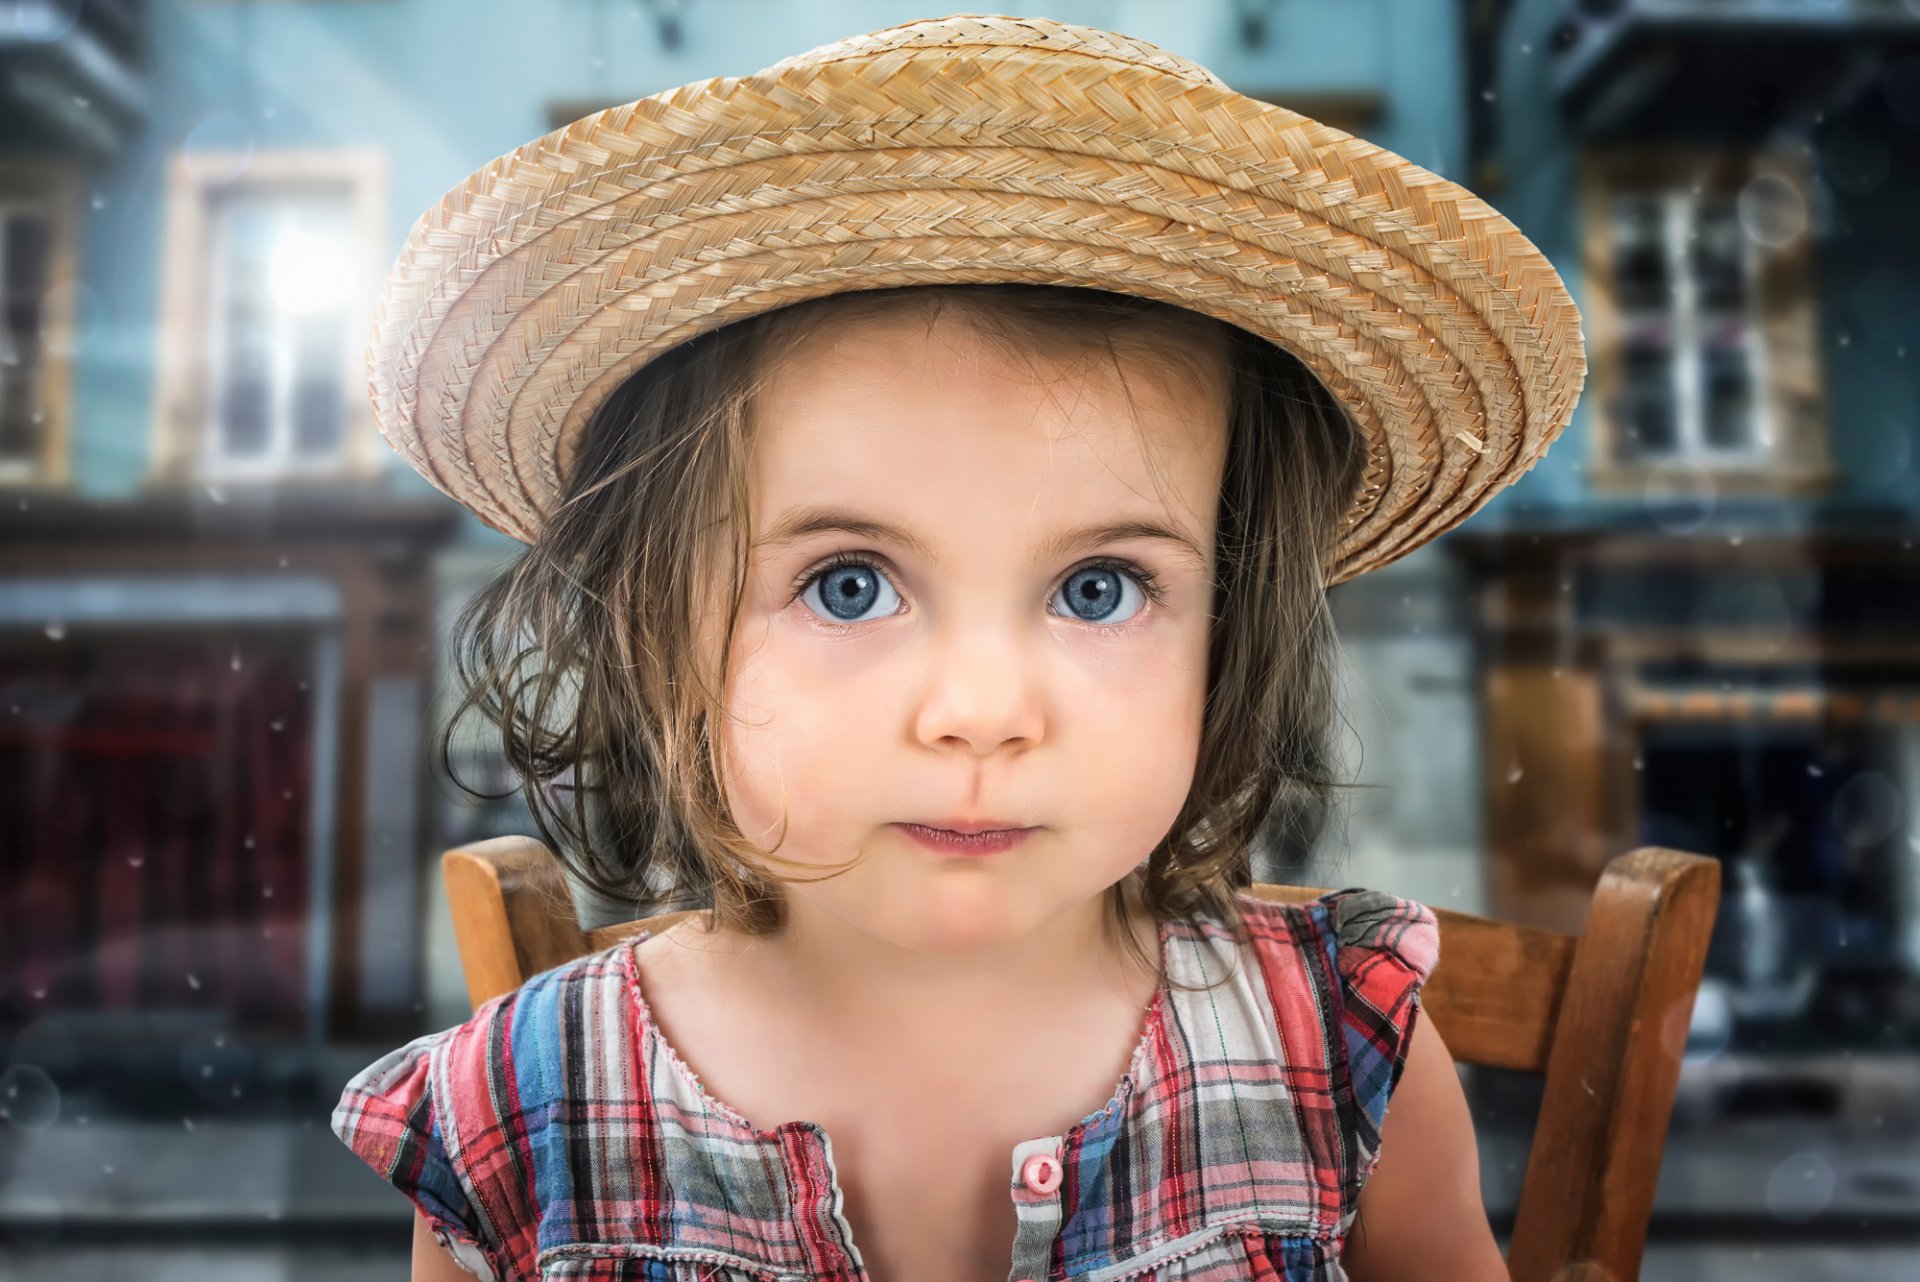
[902,818,1034,835]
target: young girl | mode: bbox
[333,13,1582,1282]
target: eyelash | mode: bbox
[786,551,1169,634]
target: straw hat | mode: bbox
[367,11,1585,586]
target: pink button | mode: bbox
[1021,1152,1063,1194]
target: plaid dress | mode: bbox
[332,886,1439,1282]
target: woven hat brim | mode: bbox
[367,19,1585,586]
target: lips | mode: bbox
[906,818,1033,835]
[895,823,1036,856]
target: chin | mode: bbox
[878,901,1030,955]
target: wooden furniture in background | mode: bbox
[443,835,1719,1282]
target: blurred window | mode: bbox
[1581,149,1832,495]
[1608,189,1766,465]
[201,188,354,478]
[150,151,388,486]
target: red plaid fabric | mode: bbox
[332,887,1438,1281]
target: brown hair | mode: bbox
[441,283,1370,995]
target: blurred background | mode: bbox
[0,0,1916,1278]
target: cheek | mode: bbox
[1069,611,1210,749]
[713,617,866,845]
[1064,623,1209,855]
[1079,675,1205,850]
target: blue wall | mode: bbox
[74,0,1469,550]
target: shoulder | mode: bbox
[1236,890,1502,1278]
[1313,885,1440,980]
[330,938,643,1282]
[355,938,638,1115]
[1234,886,1444,1181]
[334,932,641,1128]
[1235,884,1440,990]
[1230,885,1440,1102]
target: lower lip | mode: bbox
[894,823,1036,856]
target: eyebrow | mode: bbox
[753,504,1209,569]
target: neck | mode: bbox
[725,878,1161,1043]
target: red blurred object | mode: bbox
[0,635,312,1033]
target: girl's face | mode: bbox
[707,304,1229,964]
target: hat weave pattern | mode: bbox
[367,12,1585,585]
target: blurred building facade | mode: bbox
[1,0,1916,1272]
[1404,0,1920,1241]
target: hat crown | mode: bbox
[372,12,1584,582]
[757,11,1228,89]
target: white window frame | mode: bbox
[1610,188,1774,467]
[198,189,357,480]
[151,149,388,486]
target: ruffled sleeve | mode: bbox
[1320,887,1441,1188]
[330,993,536,1282]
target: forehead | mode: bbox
[744,306,1230,561]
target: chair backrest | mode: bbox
[442,836,1719,1282]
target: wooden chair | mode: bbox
[442,835,1720,1282]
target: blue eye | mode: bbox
[790,554,1165,629]
[1053,564,1148,624]
[801,556,902,624]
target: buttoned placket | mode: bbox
[1007,1135,1068,1282]
[794,1129,1071,1282]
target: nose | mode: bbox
[910,627,1044,754]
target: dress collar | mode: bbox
[591,892,1332,1279]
